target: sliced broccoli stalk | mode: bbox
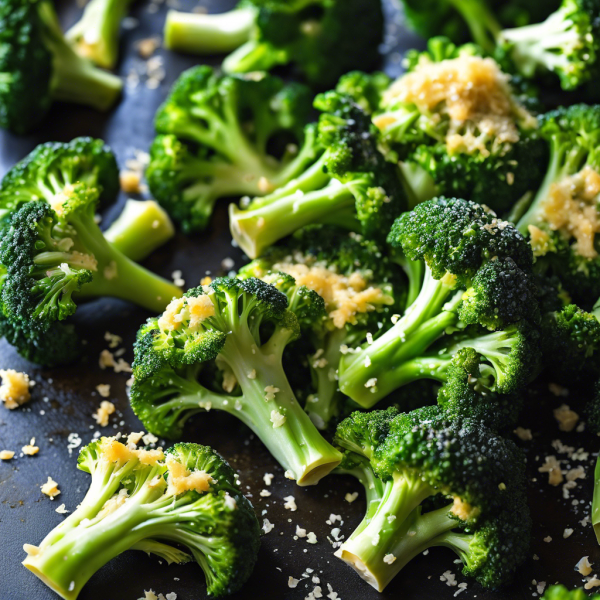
[65,0,134,69]
[103,200,175,263]
[230,91,407,259]
[22,440,261,598]
[333,407,530,592]
[165,6,257,54]
[130,279,342,485]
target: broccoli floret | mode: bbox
[370,37,547,215]
[543,586,600,599]
[0,195,181,366]
[22,438,260,598]
[230,92,408,259]
[238,225,405,429]
[65,0,133,69]
[516,104,600,306]
[149,67,317,233]
[333,406,530,591]
[130,278,342,485]
[0,0,122,134]
[164,0,384,89]
[338,198,540,430]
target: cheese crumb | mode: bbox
[0,450,15,460]
[383,554,397,564]
[22,438,39,456]
[543,536,552,543]
[120,170,142,193]
[41,476,60,499]
[514,427,532,441]
[263,473,274,486]
[553,404,579,432]
[94,400,116,427]
[585,576,600,590]
[563,528,573,538]
[577,556,593,576]
[284,496,297,511]
[345,492,359,503]
[264,385,280,401]
[306,532,317,544]
[0,369,31,409]
[270,410,286,428]
[262,519,274,534]
[55,504,69,514]
[165,454,215,496]
[296,525,307,538]
[538,455,563,486]
[288,577,299,589]
[96,384,111,398]
[260,489,271,497]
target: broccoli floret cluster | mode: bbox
[164,0,385,89]
[0,0,122,134]
[542,586,600,600]
[148,66,316,233]
[22,438,261,598]
[333,406,531,591]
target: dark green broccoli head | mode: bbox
[335,71,392,115]
[0,137,119,222]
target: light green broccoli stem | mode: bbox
[65,0,133,69]
[131,539,192,564]
[447,0,501,53]
[223,39,289,75]
[218,324,342,485]
[397,161,438,210]
[336,473,454,592]
[229,171,361,259]
[338,269,460,407]
[164,7,256,54]
[103,199,175,262]
[392,250,425,309]
[593,455,600,544]
[39,1,123,111]
[433,529,484,572]
[500,5,583,80]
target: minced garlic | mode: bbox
[0,369,31,409]
[41,476,60,499]
[0,450,14,460]
[157,295,215,333]
[451,497,480,521]
[166,454,215,496]
[93,400,116,427]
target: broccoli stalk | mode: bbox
[130,279,342,485]
[22,439,261,599]
[65,0,133,69]
[164,6,257,54]
[333,407,531,592]
[230,91,407,259]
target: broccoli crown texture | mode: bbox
[22,438,260,598]
[333,406,530,592]
[338,197,540,430]
[131,277,341,485]
[334,71,392,115]
[150,66,316,233]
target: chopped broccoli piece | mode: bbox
[338,197,540,431]
[66,0,133,69]
[370,38,547,215]
[238,225,405,429]
[149,67,316,233]
[0,0,122,134]
[517,104,600,306]
[230,91,407,259]
[333,406,530,591]
[22,439,260,598]
[130,278,342,485]
[543,586,600,599]
[164,0,384,89]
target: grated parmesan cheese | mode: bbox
[0,369,31,409]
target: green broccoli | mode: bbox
[543,586,600,599]
[0,0,122,134]
[0,193,181,366]
[369,38,547,215]
[22,438,260,598]
[516,104,600,306]
[333,406,531,591]
[238,225,405,429]
[230,91,407,259]
[66,0,133,69]
[164,0,384,89]
[130,278,342,485]
[338,197,540,431]
[594,447,600,544]
[148,66,317,233]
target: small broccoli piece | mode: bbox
[149,67,317,233]
[164,0,384,89]
[370,37,547,215]
[0,194,182,366]
[516,104,600,305]
[543,586,600,599]
[333,406,530,591]
[230,91,408,259]
[238,225,405,429]
[22,438,260,598]
[338,197,539,430]
[130,278,342,485]
[334,71,392,115]
[0,0,122,134]
[65,0,133,69]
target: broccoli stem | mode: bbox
[39,1,122,111]
[219,327,342,485]
[164,7,256,54]
[103,199,175,262]
[447,0,501,53]
[339,269,459,406]
[336,473,453,591]
[500,7,577,79]
[222,39,289,75]
[65,0,133,69]
[397,161,438,209]
[593,455,600,543]
[391,250,425,309]
[230,178,360,259]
